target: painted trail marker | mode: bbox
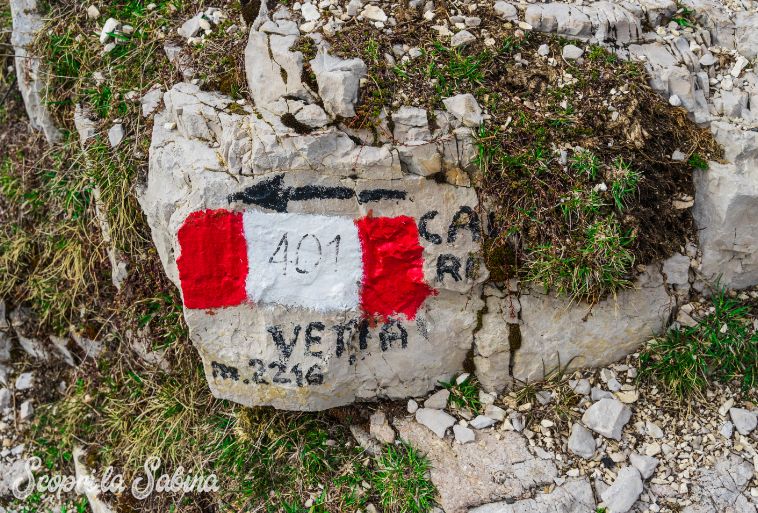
[144,162,487,409]
[177,209,435,318]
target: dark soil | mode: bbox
[326,3,722,302]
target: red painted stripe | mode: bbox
[356,215,435,320]
[177,209,248,309]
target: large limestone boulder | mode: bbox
[139,83,486,410]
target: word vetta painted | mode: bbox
[176,209,436,319]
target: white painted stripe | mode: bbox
[242,211,363,311]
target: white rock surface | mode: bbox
[99,17,120,44]
[425,389,450,410]
[18,400,33,421]
[493,1,518,20]
[294,104,330,128]
[484,404,506,421]
[451,30,476,48]
[141,88,163,117]
[729,407,757,435]
[74,104,98,145]
[473,286,515,393]
[562,44,583,60]
[469,477,595,513]
[719,420,734,439]
[136,0,758,413]
[581,398,632,440]
[453,424,475,444]
[309,50,366,118]
[645,420,665,440]
[693,124,758,290]
[300,3,320,22]
[177,15,205,39]
[15,372,34,390]
[392,106,431,143]
[0,460,28,498]
[662,253,690,287]
[443,94,483,128]
[17,336,48,360]
[683,453,756,513]
[396,417,558,513]
[569,378,591,396]
[140,82,486,410]
[0,388,10,410]
[369,410,395,443]
[510,265,672,382]
[568,422,595,459]
[9,0,61,143]
[469,415,496,430]
[50,335,76,366]
[245,12,311,109]
[361,5,387,22]
[629,453,659,480]
[415,408,456,438]
[108,123,125,147]
[600,466,643,513]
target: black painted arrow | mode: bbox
[227,174,407,212]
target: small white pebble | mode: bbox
[86,5,100,19]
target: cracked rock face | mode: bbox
[693,122,758,290]
[394,417,559,513]
[683,454,757,513]
[504,265,673,384]
[469,477,595,513]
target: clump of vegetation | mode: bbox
[373,443,436,513]
[32,340,437,511]
[328,7,721,302]
[440,374,482,414]
[512,357,581,429]
[672,4,697,28]
[639,289,758,398]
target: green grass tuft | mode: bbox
[440,375,482,414]
[688,152,709,170]
[526,216,635,301]
[570,149,600,180]
[373,443,436,513]
[609,157,641,212]
[639,289,758,398]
